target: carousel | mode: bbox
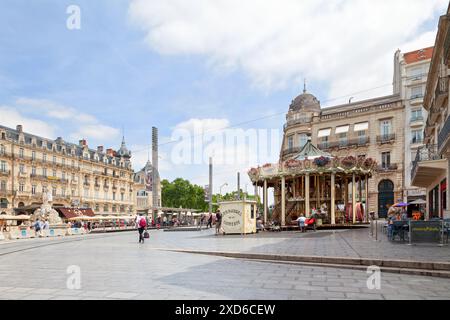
[248,140,378,227]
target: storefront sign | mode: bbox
[410,221,441,243]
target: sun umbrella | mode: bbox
[409,199,426,205]
[393,202,408,207]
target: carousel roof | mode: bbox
[293,140,332,160]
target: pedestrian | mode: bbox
[163,216,167,227]
[198,214,205,230]
[296,215,306,233]
[136,213,147,243]
[34,218,42,237]
[207,213,213,228]
[215,210,222,235]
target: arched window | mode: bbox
[378,180,394,218]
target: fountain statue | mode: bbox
[32,191,63,224]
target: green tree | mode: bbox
[161,178,209,211]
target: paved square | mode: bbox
[1,229,450,300]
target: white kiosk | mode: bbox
[219,200,257,235]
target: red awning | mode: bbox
[57,208,95,219]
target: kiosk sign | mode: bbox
[222,207,243,234]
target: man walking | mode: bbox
[136,213,147,243]
[198,213,205,230]
[207,213,213,229]
[215,210,222,235]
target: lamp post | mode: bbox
[219,183,228,202]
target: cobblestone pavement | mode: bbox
[150,224,450,262]
[1,230,450,300]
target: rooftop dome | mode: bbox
[289,84,321,112]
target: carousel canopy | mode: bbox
[293,140,333,161]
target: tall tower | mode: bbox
[152,127,159,218]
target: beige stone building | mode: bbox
[280,88,405,218]
[394,47,433,205]
[411,4,450,220]
[0,124,136,216]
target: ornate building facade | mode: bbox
[394,47,433,205]
[0,124,135,215]
[280,88,405,218]
[411,4,450,219]
[133,160,161,215]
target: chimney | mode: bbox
[97,146,104,153]
[79,139,87,147]
[16,125,23,133]
[106,148,114,156]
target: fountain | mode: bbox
[31,191,67,237]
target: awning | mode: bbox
[335,125,349,134]
[57,208,95,219]
[318,128,331,138]
[354,122,369,131]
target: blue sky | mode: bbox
[0,0,447,193]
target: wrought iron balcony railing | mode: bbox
[376,134,396,143]
[438,116,450,154]
[377,164,399,172]
[411,144,443,181]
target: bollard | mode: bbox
[375,219,378,241]
[408,220,412,246]
[441,220,445,247]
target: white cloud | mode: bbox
[16,98,97,123]
[70,124,120,142]
[173,118,229,132]
[129,0,447,102]
[167,118,281,194]
[13,97,120,143]
[0,105,55,137]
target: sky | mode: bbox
[0,0,448,196]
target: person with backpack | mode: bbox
[136,213,147,243]
[34,218,42,237]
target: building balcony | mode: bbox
[0,170,10,177]
[317,137,370,150]
[377,164,399,172]
[410,116,424,126]
[409,94,424,106]
[0,189,14,197]
[411,144,446,188]
[16,190,30,198]
[18,171,28,178]
[71,179,78,185]
[376,134,396,144]
[83,182,90,187]
[30,174,48,181]
[438,116,450,155]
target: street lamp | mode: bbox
[219,183,228,202]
